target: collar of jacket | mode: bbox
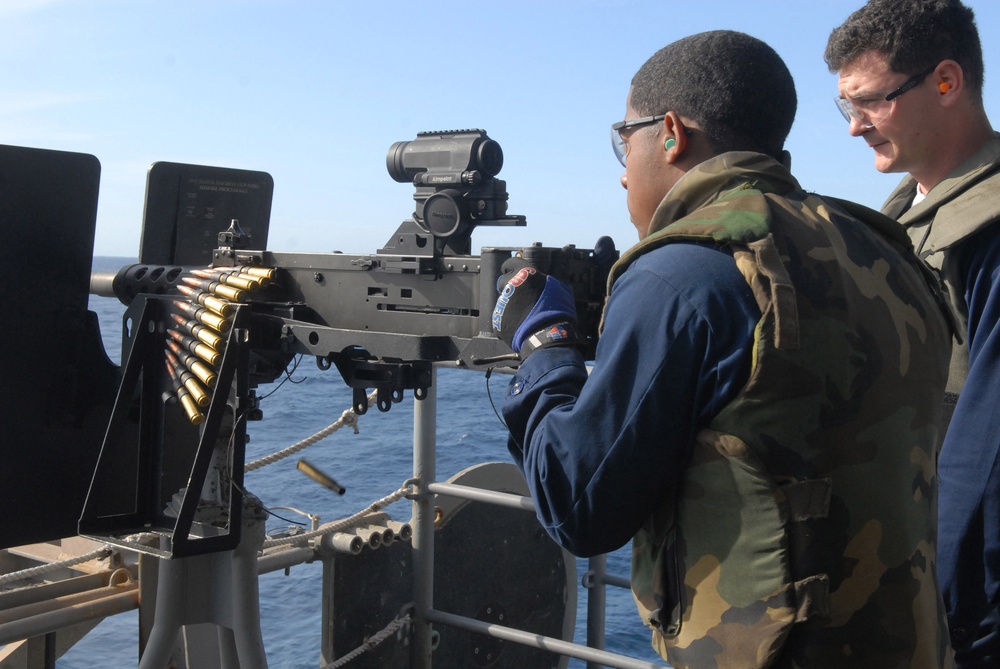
[886,133,1000,236]
[648,152,799,236]
[606,152,799,292]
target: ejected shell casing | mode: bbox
[166,359,206,425]
[167,328,222,367]
[297,458,346,495]
[192,268,259,291]
[173,300,231,334]
[176,284,233,317]
[166,352,211,408]
[166,339,217,387]
[182,276,245,302]
[169,313,226,351]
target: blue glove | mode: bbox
[593,235,617,286]
[492,258,579,355]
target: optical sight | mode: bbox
[387,130,503,184]
[381,129,525,257]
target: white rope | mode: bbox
[324,613,411,668]
[0,546,113,587]
[244,390,379,473]
[261,484,413,550]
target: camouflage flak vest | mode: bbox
[613,156,953,669]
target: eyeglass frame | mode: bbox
[611,115,693,166]
[834,66,936,128]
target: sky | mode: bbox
[2,0,998,260]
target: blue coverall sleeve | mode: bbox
[939,227,1000,637]
[501,244,759,557]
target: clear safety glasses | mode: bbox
[610,115,666,166]
[835,67,935,129]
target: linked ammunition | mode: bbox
[176,283,233,317]
[166,339,217,387]
[191,268,260,292]
[182,276,246,303]
[167,328,222,367]
[173,300,231,334]
[217,272,257,291]
[237,265,276,281]
[169,313,226,351]
[165,359,205,425]
[166,353,211,408]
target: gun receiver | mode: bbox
[101,242,611,411]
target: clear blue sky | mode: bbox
[3,0,998,259]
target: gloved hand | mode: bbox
[593,235,617,286]
[492,257,579,355]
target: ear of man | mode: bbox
[935,60,963,106]
[660,112,691,163]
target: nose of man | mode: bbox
[848,116,869,138]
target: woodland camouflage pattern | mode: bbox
[610,153,955,668]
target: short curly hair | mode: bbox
[630,30,797,160]
[825,0,984,99]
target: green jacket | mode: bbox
[621,153,954,668]
[882,134,1000,396]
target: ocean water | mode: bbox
[56,258,663,668]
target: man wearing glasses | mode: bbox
[493,29,953,668]
[827,2,1000,667]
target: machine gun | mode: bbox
[94,130,613,412]
[68,129,616,558]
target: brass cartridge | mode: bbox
[177,389,205,424]
[192,268,259,291]
[166,351,210,408]
[166,359,205,425]
[166,340,217,387]
[176,284,233,317]
[169,313,226,351]
[297,458,346,495]
[173,300,231,334]
[182,276,245,303]
[167,328,222,367]
[238,265,276,281]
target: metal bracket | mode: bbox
[79,297,251,558]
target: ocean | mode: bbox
[55,258,663,668]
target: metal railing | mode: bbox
[0,367,663,668]
[409,368,662,669]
